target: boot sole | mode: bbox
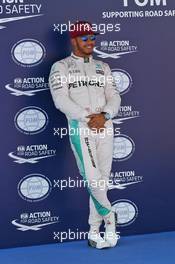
[88,239,110,249]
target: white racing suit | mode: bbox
[49,53,121,230]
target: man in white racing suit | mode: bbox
[49,21,121,249]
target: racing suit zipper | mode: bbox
[82,62,93,114]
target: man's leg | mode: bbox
[69,120,111,216]
[96,122,114,193]
[96,122,119,247]
[88,196,103,232]
[69,120,112,248]
[88,125,113,233]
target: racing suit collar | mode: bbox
[71,52,93,63]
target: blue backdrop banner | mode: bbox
[0,0,175,248]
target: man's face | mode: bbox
[73,34,96,56]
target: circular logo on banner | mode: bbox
[14,106,48,135]
[11,39,46,67]
[112,69,132,95]
[112,199,138,227]
[18,174,52,202]
[113,134,135,161]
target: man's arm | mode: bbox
[49,61,89,121]
[102,63,121,119]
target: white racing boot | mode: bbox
[88,230,111,249]
[104,211,120,247]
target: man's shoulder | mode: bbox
[50,55,72,73]
[52,55,71,67]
